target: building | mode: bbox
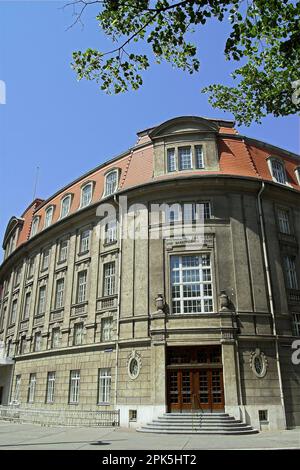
[0,116,300,431]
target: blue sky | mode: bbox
[0,1,299,245]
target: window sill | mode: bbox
[97,402,111,406]
[77,250,90,257]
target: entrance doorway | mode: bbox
[166,346,224,412]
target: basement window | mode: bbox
[258,410,268,422]
[129,409,137,422]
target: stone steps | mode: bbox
[137,412,258,435]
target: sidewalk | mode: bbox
[0,422,299,450]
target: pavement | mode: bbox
[0,421,299,450]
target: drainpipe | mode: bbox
[113,194,123,411]
[257,181,287,428]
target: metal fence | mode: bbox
[0,405,120,427]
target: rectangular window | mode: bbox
[171,254,214,314]
[14,267,22,287]
[292,313,300,336]
[19,337,26,355]
[51,328,60,349]
[80,230,90,253]
[37,286,46,315]
[98,368,111,404]
[271,160,286,184]
[101,317,113,342]
[167,148,176,172]
[55,278,65,309]
[105,219,117,244]
[34,332,41,352]
[14,375,21,402]
[7,339,13,357]
[278,209,291,234]
[69,370,80,404]
[179,147,192,170]
[195,145,204,169]
[42,248,50,271]
[46,371,56,403]
[27,257,35,278]
[103,262,116,296]
[58,239,68,263]
[73,323,84,346]
[77,271,87,303]
[10,299,18,324]
[28,373,36,403]
[23,293,31,320]
[284,256,298,290]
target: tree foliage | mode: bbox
[70,0,300,125]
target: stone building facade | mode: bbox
[0,116,300,430]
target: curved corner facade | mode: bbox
[0,116,300,430]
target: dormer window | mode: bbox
[60,195,71,219]
[44,206,54,228]
[166,145,206,173]
[80,183,93,208]
[104,170,118,197]
[268,158,287,185]
[30,217,40,238]
[295,167,300,185]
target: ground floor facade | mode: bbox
[1,337,299,431]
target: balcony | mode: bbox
[71,302,88,317]
[287,289,300,305]
[19,319,29,331]
[97,295,118,311]
[49,309,64,323]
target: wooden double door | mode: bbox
[167,368,224,412]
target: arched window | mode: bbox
[60,195,71,219]
[80,183,93,208]
[30,217,40,238]
[269,158,287,184]
[44,206,54,228]
[295,167,300,185]
[104,170,118,197]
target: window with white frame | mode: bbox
[171,254,214,314]
[37,286,46,315]
[55,278,65,309]
[28,373,36,403]
[80,183,93,208]
[34,332,42,352]
[293,313,300,336]
[23,293,31,320]
[60,195,71,219]
[104,170,118,196]
[46,371,56,403]
[195,145,204,169]
[105,219,117,244]
[58,239,68,263]
[80,229,90,253]
[179,147,192,170]
[284,256,298,290]
[270,159,287,184]
[295,168,300,185]
[277,208,291,234]
[98,368,111,404]
[51,328,60,349]
[44,206,54,228]
[30,217,39,238]
[69,370,80,404]
[41,248,50,271]
[73,322,84,346]
[77,270,87,303]
[14,375,21,402]
[101,317,113,342]
[10,299,18,324]
[103,262,116,296]
[167,148,176,172]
